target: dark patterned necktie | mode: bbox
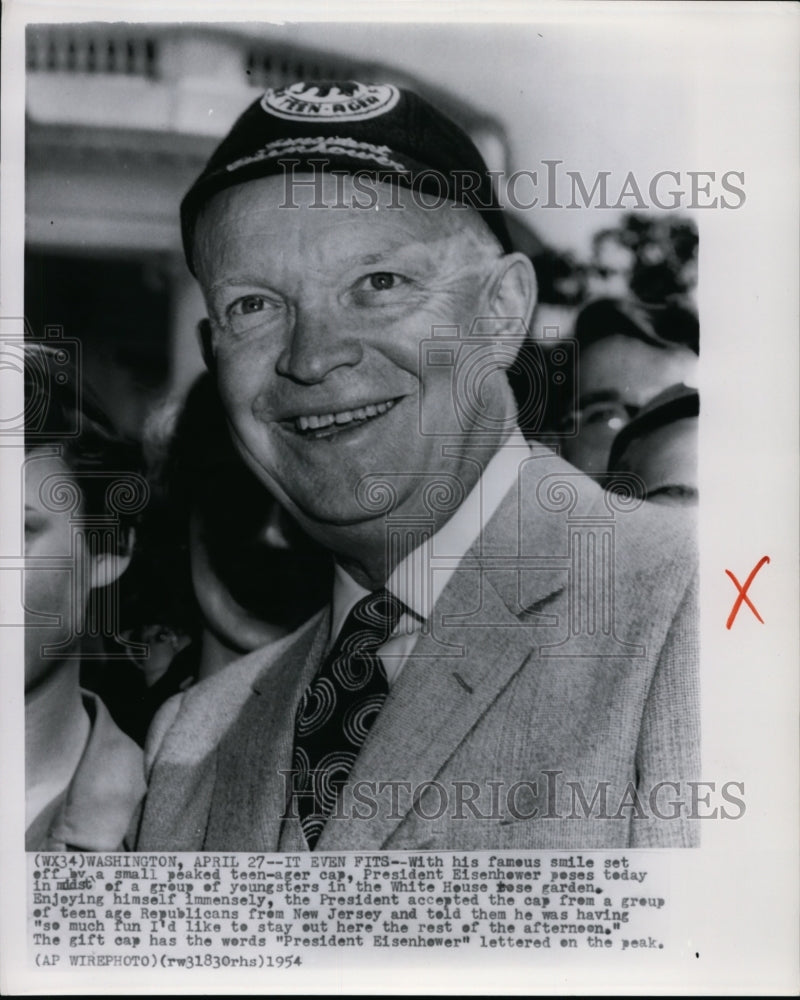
[292,588,405,849]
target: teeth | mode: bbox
[294,399,395,433]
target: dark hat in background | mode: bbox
[608,382,700,471]
[181,80,512,274]
[574,297,700,355]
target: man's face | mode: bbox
[193,175,518,534]
[562,334,698,477]
[617,416,699,506]
[586,237,635,300]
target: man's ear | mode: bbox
[197,318,216,372]
[89,528,134,591]
[487,252,538,345]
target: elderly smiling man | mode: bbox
[135,81,699,852]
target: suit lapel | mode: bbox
[315,569,545,851]
[206,612,328,850]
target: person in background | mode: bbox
[607,383,699,507]
[24,343,146,850]
[560,296,699,478]
[111,372,334,743]
[585,230,636,300]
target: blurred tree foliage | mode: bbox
[532,213,698,306]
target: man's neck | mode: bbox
[25,661,90,824]
[329,426,516,591]
[334,525,428,591]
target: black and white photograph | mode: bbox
[1,1,797,994]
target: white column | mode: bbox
[159,31,254,138]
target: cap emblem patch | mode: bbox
[261,81,401,122]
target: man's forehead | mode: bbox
[194,174,498,263]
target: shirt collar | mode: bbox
[46,691,146,851]
[331,428,530,637]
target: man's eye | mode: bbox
[581,404,628,427]
[231,295,269,315]
[223,294,284,335]
[350,271,414,306]
[646,485,698,506]
[368,272,398,290]
[357,272,408,293]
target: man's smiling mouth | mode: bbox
[288,398,398,438]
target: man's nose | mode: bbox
[275,302,363,384]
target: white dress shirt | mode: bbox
[329,429,531,685]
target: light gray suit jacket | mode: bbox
[135,447,699,851]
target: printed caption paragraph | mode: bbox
[29,852,669,970]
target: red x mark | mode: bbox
[725,556,770,630]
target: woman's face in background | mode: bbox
[24,450,132,690]
[23,452,90,690]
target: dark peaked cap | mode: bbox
[608,382,700,472]
[574,297,700,355]
[180,80,513,274]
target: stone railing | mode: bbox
[26,25,362,89]
[26,26,159,78]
